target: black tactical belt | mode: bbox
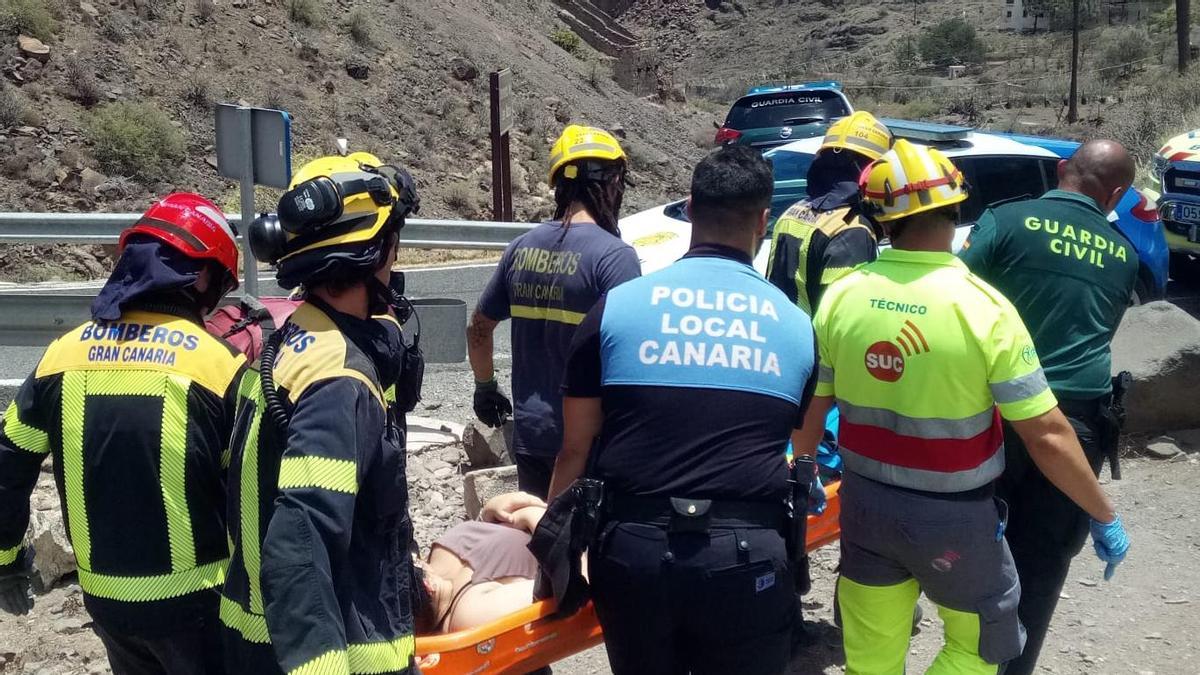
[604,492,787,533]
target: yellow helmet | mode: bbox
[859,139,967,222]
[547,124,627,186]
[821,112,893,162]
[249,151,420,288]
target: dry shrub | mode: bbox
[288,0,322,28]
[0,0,58,41]
[182,74,211,109]
[64,55,101,107]
[87,101,186,179]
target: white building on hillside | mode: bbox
[1001,0,1164,32]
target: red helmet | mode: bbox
[120,192,240,292]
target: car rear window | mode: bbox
[725,91,850,130]
[766,150,814,182]
[954,156,1050,223]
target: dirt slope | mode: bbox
[0,0,711,221]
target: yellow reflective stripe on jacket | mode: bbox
[61,372,91,570]
[347,635,416,674]
[78,558,226,602]
[278,456,358,495]
[0,543,21,566]
[160,375,195,572]
[509,304,586,325]
[286,635,417,675]
[239,389,266,614]
[60,370,201,578]
[219,595,270,644]
[2,401,50,454]
[290,649,350,675]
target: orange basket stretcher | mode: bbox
[414,482,842,674]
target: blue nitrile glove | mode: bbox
[1090,515,1130,581]
[809,478,827,516]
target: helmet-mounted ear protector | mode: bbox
[247,164,421,264]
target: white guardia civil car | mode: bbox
[619,120,1169,302]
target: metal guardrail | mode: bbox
[0,294,470,362]
[0,213,535,357]
[0,213,534,249]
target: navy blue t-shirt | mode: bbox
[478,220,640,457]
[563,245,818,500]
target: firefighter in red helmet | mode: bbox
[0,193,247,675]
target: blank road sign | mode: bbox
[215,104,293,189]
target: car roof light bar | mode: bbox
[746,80,843,95]
[879,118,972,142]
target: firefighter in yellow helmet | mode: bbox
[766,111,893,316]
[467,125,641,498]
[221,152,425,675]
[793,139,1127,674]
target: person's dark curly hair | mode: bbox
[411,563,439,635]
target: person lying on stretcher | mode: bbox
[414,492,576,633]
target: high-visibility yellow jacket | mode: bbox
[813,249,1057,492]
[0,306,246,633]
[220,299,416,675]
[766,199,878,316]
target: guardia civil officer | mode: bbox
[0,194,246,675]
[766,111,892,316]
[468,125,640,498]
[960,140,1138,675]
[220,153,422,675]
[550,145,817,674]
[794,140,1129,674]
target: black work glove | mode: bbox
[473,379,512,428]
[0,548,34,616]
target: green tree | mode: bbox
[918,18,985,67]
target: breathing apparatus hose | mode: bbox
[259,326,292,432]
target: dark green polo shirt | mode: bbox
[959,190,1138,399]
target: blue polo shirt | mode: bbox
[563,244,818,500]
[478,220,640,457]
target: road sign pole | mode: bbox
[489,69,513,222]
[239,107,259,297]
[500,132,513,221]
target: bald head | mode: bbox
[1058,139,1135,212]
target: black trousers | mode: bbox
[94,609,226,675]
[997,398,1107,675]
[514,452,556,500]
[590,521,795,675]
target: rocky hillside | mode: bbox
[0,0,713,227]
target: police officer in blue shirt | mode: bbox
[550,145,818,674]
[468,125,640,498]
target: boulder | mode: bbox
[462,465,519,520]
[251,14,268,28]
[449,56,479,82]
[17,36,50,63]
[79,167,105,195]
[1145,436,1183,459]
[461,420,511,469]
[79,2,100,22]
[1111,301,1200,433]
[345,59,369,80]
[27,500,75,589]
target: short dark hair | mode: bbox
[689,145,774,230]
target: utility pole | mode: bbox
[1179,0,1191,73]
[1068,0,1080,123]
